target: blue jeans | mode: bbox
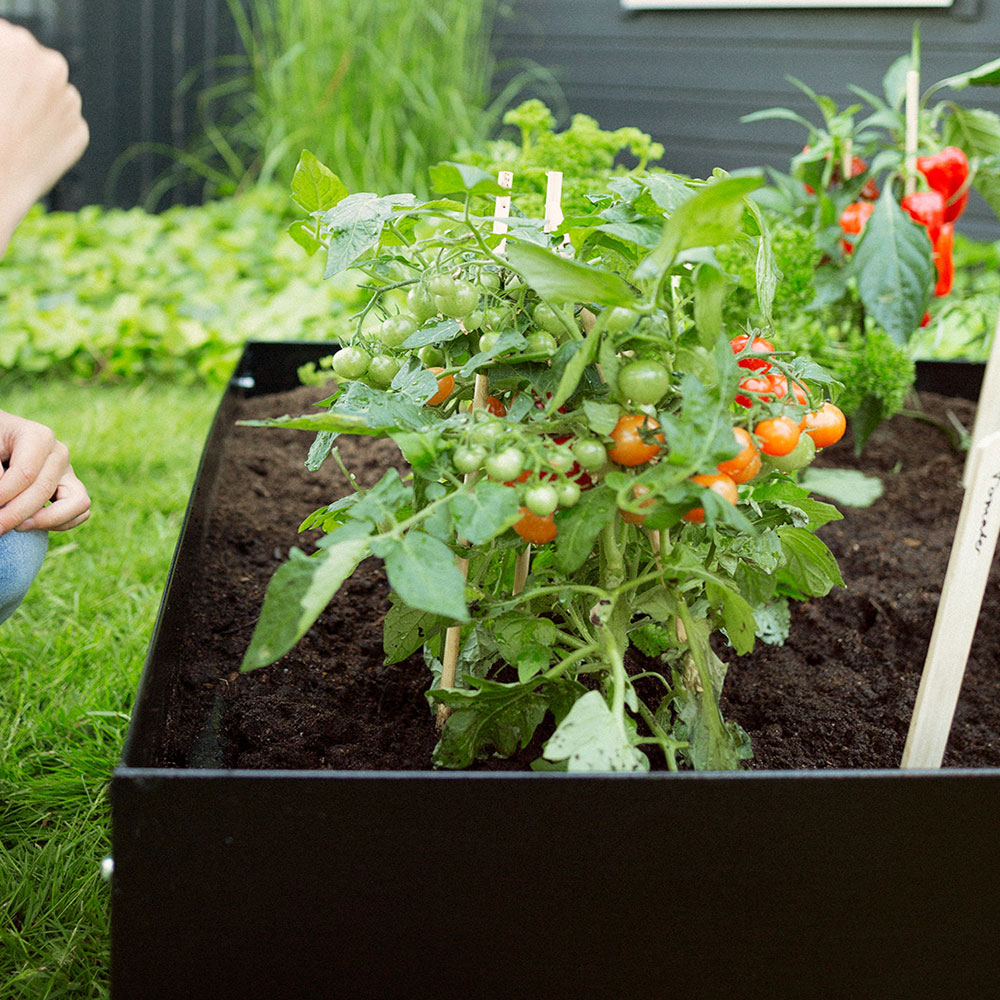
[0,529,48,625]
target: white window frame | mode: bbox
[621,1,954,9]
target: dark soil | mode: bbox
[157,383,1000,771]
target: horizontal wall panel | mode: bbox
[495,0,1000,240]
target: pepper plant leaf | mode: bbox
[850,189,933,343]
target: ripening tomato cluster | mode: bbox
[330,267,579,404]
[838,145,969,304]
[608,334,846,528]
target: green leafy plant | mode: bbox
[0,186,359,384]
[239,150,848,773]
[742,27,1000,445]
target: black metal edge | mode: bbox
[914,359,986,401]
[118,341,336,767]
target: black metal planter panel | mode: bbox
[112,343,998,999]
[111,769,1000,1000]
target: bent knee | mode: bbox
[0,529,48,624]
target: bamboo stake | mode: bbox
[904,69,920,197]
[901,317,1000,766]
[436,171,513,729]
[900,428,1000,768]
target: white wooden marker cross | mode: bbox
[901,312,1000,768]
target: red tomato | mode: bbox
[607,414,664,467]
[619,484,655,525]
[716,426,760,483]
[427,368,455,406]
[734,375,775,409]
[513,507,557,544]
[682,473,739,523]
[801,402,846,449]
[729,334,775,374]
[754,415,801,457]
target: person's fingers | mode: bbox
[18,467,91,532]
[0,432,71,531]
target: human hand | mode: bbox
[0,19,90,255]
[0,411,91,533]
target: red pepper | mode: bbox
[900,190,945,247]
[838,201,874,254]
[933,222,954,298]
[916,146,970,224]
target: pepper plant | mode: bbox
[239,150,846,772]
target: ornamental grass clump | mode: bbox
[239,150,848,772]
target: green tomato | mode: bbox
[471,419,507,448]
[418,345,445,367]
[524,484,559,517]
[546,449,575,473]
[453,445,486,475]
[379,313,418,348]
[572,439,607,472]
[367,354,401,387]
[764,431,816,473]
[533,302,564,337]
[476,269,501,293]
[603,306,637,333]
[618,359,670,405]
[477,331,502,355]
[556,481,581,508]
[427,273,457,297]
[405,284,437,323]
[332,345,370,380]
[484,447,524,482]
[464,309,484,332]
[524,331,558,356]
[445,280,480,318]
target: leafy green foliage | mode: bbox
[0,187,360,384]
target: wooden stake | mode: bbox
[437,170,514,729]
[904,69,920,197]
[901,428,1000,768]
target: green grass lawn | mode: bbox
[0,376,219,998]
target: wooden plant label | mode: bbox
[965,310,1000,487]
[901,427,1000,768]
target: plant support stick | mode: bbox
[901,428,1000,768]
[438,171,514,727]
[905,69,920,197]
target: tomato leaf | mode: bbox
[371,531,470,623]
[430,676,549,768]
[634,172,764,283]
[776,526,845,597]
[554,486,617,574]
[798,468,884,509]
[706,581,757,656]
[542,690,649,772]
[428,161,512,198]
[448,482,521,545]
[321,192,417,278]
[290,150,348,214]
[383,592,449,665]
[399,317,463,349]
[546,335,601,413]
[505,239,635,307]
[241,523,372,671]
[850,190,934,343]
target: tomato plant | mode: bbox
[240,151,846,774]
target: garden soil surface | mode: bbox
[158,384,1000,771]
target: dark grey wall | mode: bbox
[494,0,1000,239]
